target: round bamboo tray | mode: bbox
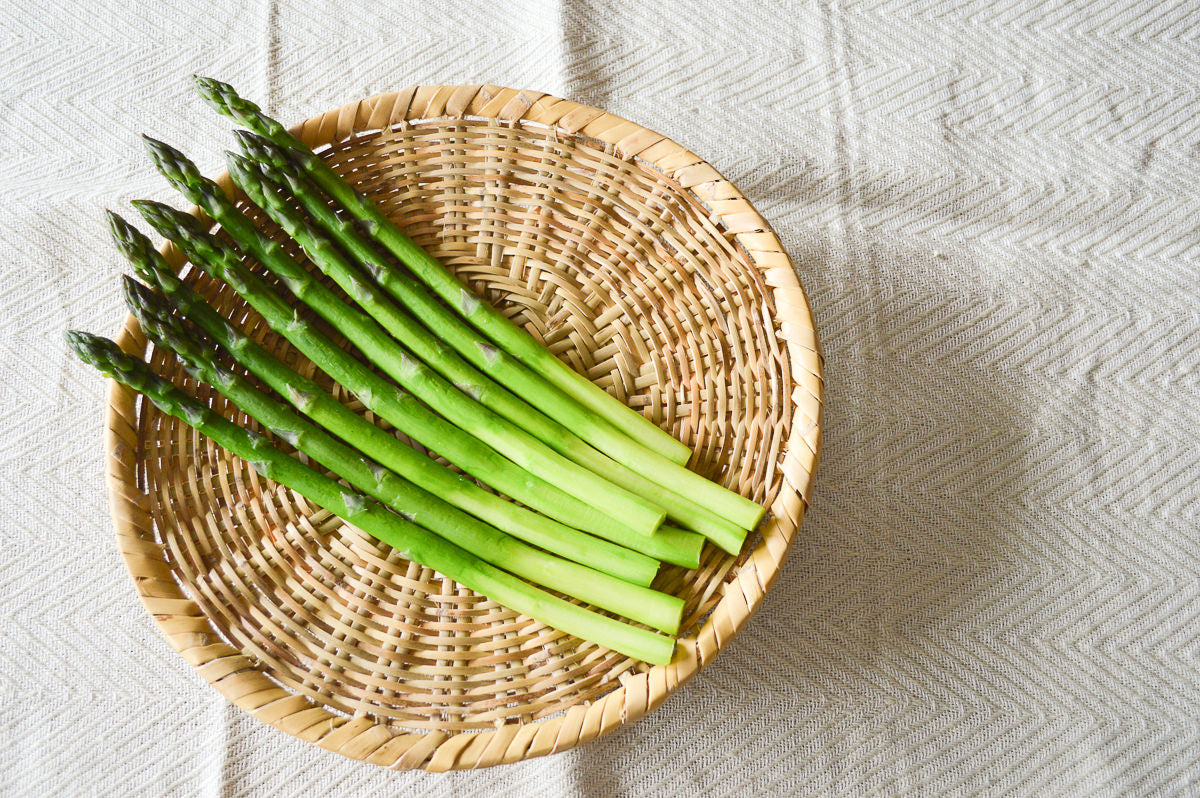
[104,84,823,771]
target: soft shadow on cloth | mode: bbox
[566,227,1033,793]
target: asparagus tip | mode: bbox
[230,149,285,186]
[131,199,196,234]
[121,273,154,306]
[107,207,141,235]
[224,149,255,173]
[132,199,179,240]
[67,330,182,403]
[107,209,177,294]
[122,275,170,325]
[231,128,261,149]
[192,74,229,98]
[104,208,124,233]
[141,133,175,156]
[233,128,285,163]
[120,277,210,374]
[122,278,166,337]
[129,198,163,221]
[224,152,264,196]
[107,209,146,257]
[65,329,122,371]
[141,136,207,187]
[64,328,90,350]
[193,75,268,128]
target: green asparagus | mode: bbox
[124,277,683,634]
[142,139,664,538]
[107,211,662,583]
[234,132,762,543]
[66,330,676,664]
[131,200,704,568]
[193,75,694,466]
[227,152,754,552]
[222,151,668,534]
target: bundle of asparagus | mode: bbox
[68,78,767,665]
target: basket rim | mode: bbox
[104,83,824,771]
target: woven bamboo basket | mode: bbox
[104,85,823,771]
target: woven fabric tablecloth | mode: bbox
[4,1,1199,795]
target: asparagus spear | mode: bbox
[193,75,693,466]
[67,330,676,664]
[107,211,664,582]
[131,200,704,568]
[123,277,684,634]
[227,153,754,552]
[233,133,763,542]
[141,140,664,538]
[224,151,669,536]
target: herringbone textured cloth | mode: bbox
[3,0,1198,795]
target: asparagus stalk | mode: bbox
[227,153,753,552]
[67,330,676,664]
[131,200,704,568]
[123,277,683,634]
[110,219,666,582]
[234,133,763,543]
[141,140,664,538]
[193,75,693,466]
[226,151,669,535]
[108,211,662,584]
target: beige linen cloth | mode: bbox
[3,0,1198,795]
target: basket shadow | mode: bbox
[566,238,1029,792]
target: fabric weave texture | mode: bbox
[2,0,1198,795]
